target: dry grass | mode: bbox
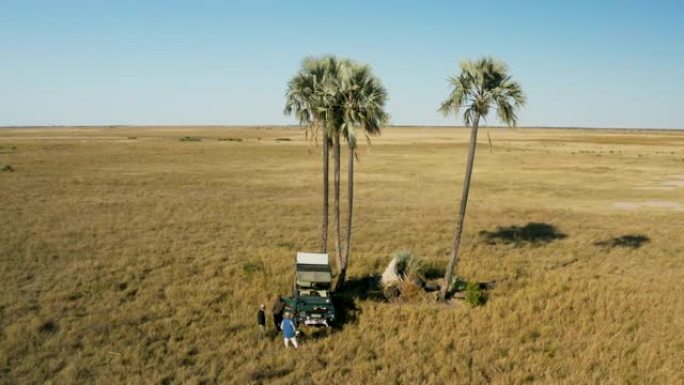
[0,126,683,385]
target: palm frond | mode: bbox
[441,56,525,128]
[286,56,388,155]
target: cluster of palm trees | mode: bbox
[285,55,525,300]
[285,56,389,291]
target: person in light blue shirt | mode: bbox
[280,313,298,349]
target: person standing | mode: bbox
[280,313,298,349]
[272,296,284,331]
[257,304,266,339]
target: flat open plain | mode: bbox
[1,126,682,384]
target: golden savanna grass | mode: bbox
[0,126,683,385]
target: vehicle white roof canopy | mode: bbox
[296,252,329,265]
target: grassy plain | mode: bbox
[0,126,683,385]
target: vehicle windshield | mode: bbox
[298,289,328,298]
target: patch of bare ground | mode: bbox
[613,200,684,211]
[638,173,684,190]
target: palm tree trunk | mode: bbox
[320,129,329,253]
[333,132,342,280]
[441,116,480,300]
[336,144,354,291]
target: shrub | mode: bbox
[383,251,433,301]
[396,279,427,302]
[393,250,424,279]
[464,282,485,307]
[1,164,14,172]
[179,136,201,142]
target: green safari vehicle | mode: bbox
[281,252,336,327]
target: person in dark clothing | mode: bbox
[257,304,266,339]
[271,296,285,331]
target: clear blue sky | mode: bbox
[1,0,682,128]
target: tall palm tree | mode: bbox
[284,56,337,253]
[333,60,388,290]
[321,65,345,268]
[438,57,525,300]
[286,56,388,291]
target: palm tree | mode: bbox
[333,60,388,290]
[284,56,337,253]
[286,56,388,291]
[438,57,525,300]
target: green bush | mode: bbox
[464,282,485,307]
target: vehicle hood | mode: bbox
[297,296,334,307]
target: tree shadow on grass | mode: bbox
[479,222,567,247]
[337,275,385,301]
[594,234,649,249]
[329,294,359,330]
[330,275,385,329]
[422,261,446,280]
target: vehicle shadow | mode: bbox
[479,222,567,246]
[594,234,649,249]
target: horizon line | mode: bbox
[0,124,682,132]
